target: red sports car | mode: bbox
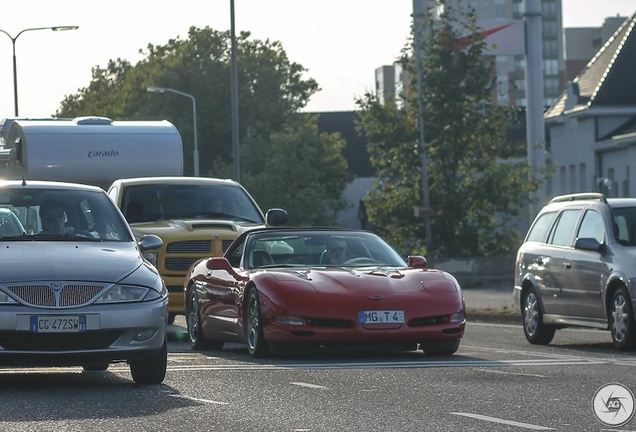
[184,227,466,357]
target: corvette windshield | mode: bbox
[246,231,407,269]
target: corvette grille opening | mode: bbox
[305,318,353,328]
[408,315,450,327]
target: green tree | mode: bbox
[240,114,353,226]
[356,1,535,258]
[56,26,351,224]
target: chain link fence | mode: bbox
[427,256,515,290]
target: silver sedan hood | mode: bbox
[1,242,142,283]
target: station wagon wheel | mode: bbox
[186,284,224,351]
[245,289,269,358]
[610,287,636,351]
[522,286,556,345]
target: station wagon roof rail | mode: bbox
[548,192,608,204]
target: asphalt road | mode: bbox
[3,318,633,431]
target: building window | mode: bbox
[543,39,558,57]
[542,0,557,18]
[543,20,558,38]
[545,78,560,96]
[544,59,559,76]
[495,0,507,18]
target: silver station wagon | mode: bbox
[0,180,168,384]
[514,193,636,351]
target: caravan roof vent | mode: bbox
[73,116,113,125]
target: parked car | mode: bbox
[0,180,168,384]
[513,192,636,350]
[184,227,466,357]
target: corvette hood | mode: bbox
[268,267,458,294]
[1,242,142,283]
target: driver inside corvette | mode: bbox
[325,239,353,264]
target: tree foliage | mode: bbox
[356,1,535,258]
[55,26,350,225]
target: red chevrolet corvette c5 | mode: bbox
[184,227,466,357]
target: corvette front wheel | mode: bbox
[186,285,223,351]
[245,289,269,358]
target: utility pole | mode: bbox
[524,0,547,222]
[412,0,432,246]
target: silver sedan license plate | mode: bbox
[359,310,405,324]
[30,316,87,333]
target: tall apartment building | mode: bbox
[376,0,564,108]
[446,0,563,107]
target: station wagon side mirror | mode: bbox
[574,237,605,253]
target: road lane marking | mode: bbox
[474,368,547,378]
[291,382,328,389]
[451,412,555,430]
[167,393,229,405]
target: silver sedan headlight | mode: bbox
[95,285,162,304]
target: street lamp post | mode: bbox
[230,0,240,183]
[147,86,199,177]
[0,26,79,117]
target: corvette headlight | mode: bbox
[143,252,158,267]
[450,312,466,323]
[95,285,151,303]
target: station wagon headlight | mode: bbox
[143,252,158,267]
[95,285,151,303]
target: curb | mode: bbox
[467,311,521,325]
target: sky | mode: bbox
[0,0,634,119]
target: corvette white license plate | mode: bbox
[359,310,405,324]
[30,316,87,333]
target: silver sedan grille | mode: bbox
[7,284,105,308]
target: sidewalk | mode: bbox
[462,287,515,311]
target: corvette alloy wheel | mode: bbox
[246,289,269,358]
[187,285,223,350]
